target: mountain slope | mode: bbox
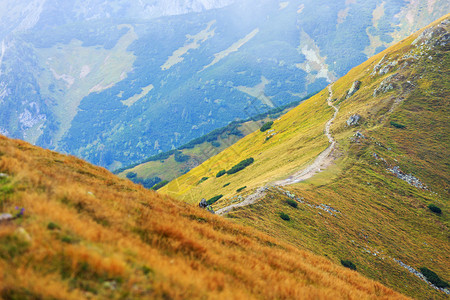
[114,95,314,186]
[0,135,408,299]
[162,15,450,298]
[1,0,449,169]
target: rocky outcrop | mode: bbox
[347,114,361,126]
[373,74,397,97]
[388,166,427,189]
[346,81,361,98]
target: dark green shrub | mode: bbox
[174,151,190,163]
[211,141,221,148]
[260,121,274,132]
[236,186,247,193]
[47,222,61,230]
[390,121,406,129]
[341,260,356,270]
[198,177,209,184]
[279,212,290,221]
[227,158,254,175]
[286,199,298,208]
[206,195,223,206]
[420,267,449,288]
[152,180,169,190]
[428,204,442,214]
[223,183,230,187]
[216,170,226,177]
[61,236,78,244]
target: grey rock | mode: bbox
[347,114,361,126]
[354,131,365,139]
[346,81,361,98]
[0,173,8,178]
[199,198,208,208]
[0,213,13,222]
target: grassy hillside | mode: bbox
[0,135,407,299]
[162,15,450,298]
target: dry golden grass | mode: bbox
[0,136,406,299]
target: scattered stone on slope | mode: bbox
[373,74,398,97]
[350,131,365,143]
[346,81,361,98]
[346,114,361,126]
[388,166,427,189]
[0,173,8,178]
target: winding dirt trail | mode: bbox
[216,84,338,215]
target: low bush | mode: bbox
[206,195,223,206]
[341,260,356,270]
[211,141,221,148]
[216,170,226,178]
[286,199,298,208]
[223,183,230,187]
[227,158,254,175]
[279,212,290,221]
[390,121,406,129]
[260,121,274,132]
[428,204,442,214]
[236,186,247,193]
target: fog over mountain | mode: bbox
[0,0,448,169]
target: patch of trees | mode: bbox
[126,172,162,189]
[216,170,226,178]
[260,121,274,132]
[152,180,169,191]
[236,186,247,193]
[206,195,223,206]
[227,158,254,175]
[174,151,190,163]
[420,267,448,288]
